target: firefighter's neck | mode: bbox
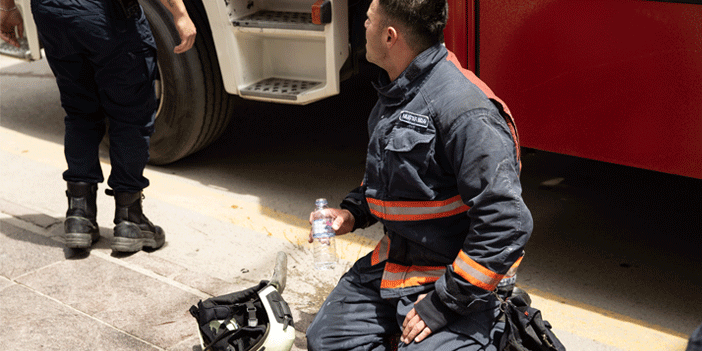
[382,29,416,82]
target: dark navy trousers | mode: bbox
[306,253,505,351]
[31,0,158,192]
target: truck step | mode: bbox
[240,78,322,101]
[0,38,31,60]
[233,11,324,31]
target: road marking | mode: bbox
[525,287,687,350]
[0,126,691,350]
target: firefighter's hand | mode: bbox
[308,208,355,243]
[401,294,433,344]
[172,13,196,54]
[0,6,23,48]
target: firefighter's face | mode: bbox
[364,0,389,67]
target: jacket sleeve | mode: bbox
[340,184,378,231]
[414,108,533,331]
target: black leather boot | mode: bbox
[109,190,165,252]
[65,182,100,248]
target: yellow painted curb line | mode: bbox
[524,287,688,350]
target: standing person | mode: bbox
[0,0,196,252]
[305,0,532,349]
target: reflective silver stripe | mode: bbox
[504,255,523,278]
[452,251,503,291]
[380,263,446,289]
[371,234,390,264]
[366,195,469,221]
[368,201,464,216]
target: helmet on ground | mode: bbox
[189,281,295,351]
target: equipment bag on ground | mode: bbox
[496,290,566,351]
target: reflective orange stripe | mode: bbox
[503,255,523,280]
[380,262,446,289]
[503,113,522,172]
[371,235,390,265]
[452,251,503,291]
[366,195,470,221]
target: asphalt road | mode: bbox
[2,55,700,350]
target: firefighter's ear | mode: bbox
[386,26,398,45]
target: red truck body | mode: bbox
[444,0,702,179]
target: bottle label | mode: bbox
[312,219,334,238]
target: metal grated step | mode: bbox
[233,11,324,31]
[240,78,322,101]
[0,38,32,60]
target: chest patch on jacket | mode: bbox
[399,112,430,128]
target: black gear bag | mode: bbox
[495,290,566,351]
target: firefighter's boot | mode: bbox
[110,190,165,253]
[65,182,100,248]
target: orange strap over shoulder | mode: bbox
[446,50,522,170]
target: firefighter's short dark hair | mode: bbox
[377,0,448,53]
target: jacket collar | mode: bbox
[373,43,448,107]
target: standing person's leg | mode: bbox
[307,256,400,351]
[31,0,106,248]
[89,2,157,194]
[87,2,164,252]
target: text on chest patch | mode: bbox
[399,112,430,128]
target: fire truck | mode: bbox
[2,0,701,179]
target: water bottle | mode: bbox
[312,198,337,270]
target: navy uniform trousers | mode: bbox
[306,254,505,351]
[31,0,158,192]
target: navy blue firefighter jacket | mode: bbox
[340,43,533,332]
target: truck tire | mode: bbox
[139,0,239,165]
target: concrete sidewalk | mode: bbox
[0,126,693,351]
[0,129,353,350]
[1,51,693,349]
